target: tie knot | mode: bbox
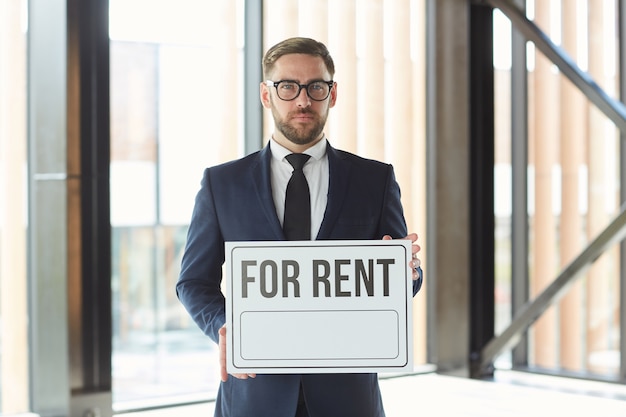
[286,153,311,171]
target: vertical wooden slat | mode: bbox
[67,0,83,390]
[411,0,427,365]
[328,0,358,152]
[558,0,586,372]
[299,0,328,42]
[531,0,559,368]
[0,0,29,413]
[387,0,426,364]
[215,0,239,161]
[262,1,298,143]
[263,0,299,48]
[586,0,613,373]
[387,0,413,184]
[357,0,385,159]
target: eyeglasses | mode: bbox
[265,80,334,101]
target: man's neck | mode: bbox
[272,134,324,154]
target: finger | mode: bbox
[232,373,257,379]
[406,233,421,256]
[412,264,423,281]
[383,233,416,241]
[411,241,420,259]
[219,325,228,382]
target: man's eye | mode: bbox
[310,83,323,91]
[280,83,297,90]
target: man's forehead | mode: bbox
[271,54,330,80]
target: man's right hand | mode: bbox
[219,325,257,382]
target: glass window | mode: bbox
[493,8,513,368]
[494,0,622,379]
[109,0,244,408]
[0,0,29,414]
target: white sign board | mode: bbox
[225,240,413,374]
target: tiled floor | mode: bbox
[123,372,626,417]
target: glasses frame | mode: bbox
[265,80,334,102]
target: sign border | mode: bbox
[225,240,414,374]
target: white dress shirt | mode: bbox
[269,137,329,240]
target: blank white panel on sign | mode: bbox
[239,310,399,361]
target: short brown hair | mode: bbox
[262,37,335,79]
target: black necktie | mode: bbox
[283,153,311,240]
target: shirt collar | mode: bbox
[269,136,328,163]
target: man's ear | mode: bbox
[260,82,272,108]
[329,82,337,108]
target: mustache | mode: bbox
[290,109,314,116]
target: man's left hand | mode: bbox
[382,233,421,281]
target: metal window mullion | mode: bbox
[424,0,438,365]
[617,0,626,382]
[510,0,529,369]
[28,0,70,414]
[487,0,626,133]
[469,2,496,379]
[244,0,264,154]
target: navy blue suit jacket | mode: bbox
[177,142,420,417]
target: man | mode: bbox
[176,37,423,417]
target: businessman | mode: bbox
[176,37,423,417]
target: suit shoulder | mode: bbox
[203,150,263,176]
[332,148,392,170]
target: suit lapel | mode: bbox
[251,144,285,240]
[316,144,351,239]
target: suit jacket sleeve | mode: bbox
[176,168,226,344]
[377,164,422,296]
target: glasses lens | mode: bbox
[307,82,330,101]
[276,81,299,100]
[274,81,331,101]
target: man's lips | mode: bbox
[291,113,314,122]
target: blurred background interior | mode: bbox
[2,0,626,416]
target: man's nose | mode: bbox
[295,87,311,107]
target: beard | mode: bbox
[271,103,329,146]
